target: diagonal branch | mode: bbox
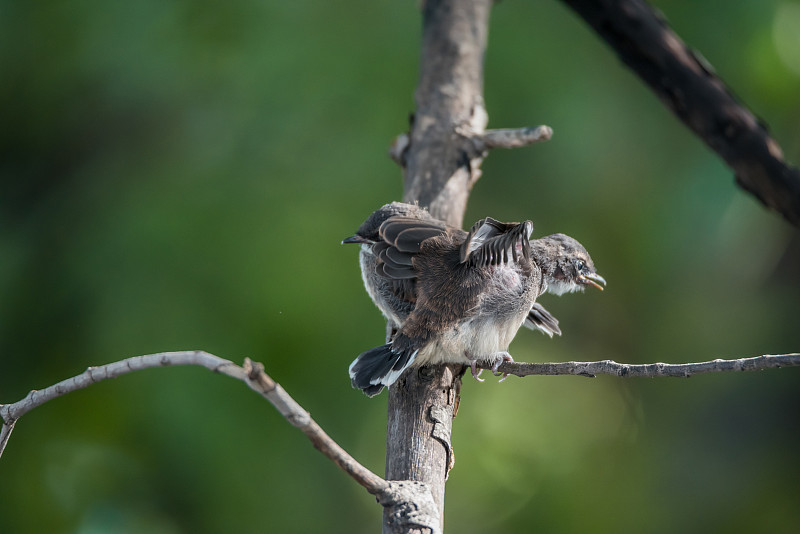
[0,352,447,531]
[0,351,386,496]
[562,0,800,226]
[483,352,800,378]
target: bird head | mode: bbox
[531,233,606,295]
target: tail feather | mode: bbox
[349,343,418,397]
[523,302,562,337]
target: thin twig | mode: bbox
[483,353,800,378]
[1,351,240,424]
[471,125,553,150]
[0,351,388,495]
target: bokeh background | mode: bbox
[2,1,799,533]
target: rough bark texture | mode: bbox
[383,366,461,534]
[562,0,800,226]
[401,0,492,228]
[385,1,492,532]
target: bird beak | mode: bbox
[342,235,372,245]
[579,272,606,291]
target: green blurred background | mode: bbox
[1,1,799,532]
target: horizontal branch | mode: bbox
[391,125,553,172]
[4,349,795,531]
[484,353,800,378]
[0,351,387,495]
[471,125,553,150]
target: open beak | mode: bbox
[579,272,606,291]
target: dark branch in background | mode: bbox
[483,353,800,378]
[562,0,800,226]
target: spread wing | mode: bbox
[362,214,535,332]
[460,217,533,266]
[373,216,449,303]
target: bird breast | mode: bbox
[418,312,524,365]
[481,262,538,318]
[416,262,538,366]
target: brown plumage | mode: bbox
[344,203,605,397]
[346,208,540,396]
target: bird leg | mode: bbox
[467,352,514,382]
[490,352,514,382]
[469,358,485,382]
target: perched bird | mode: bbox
[344,203,562,338]
[343,203,605,397]
[342,202,434,335]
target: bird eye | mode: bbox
[575,259,586,272]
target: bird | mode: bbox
[344,202,562,338]
[343,203,605,397]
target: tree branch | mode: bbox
[469,125,553,150]
[387,1,495,532]
[562,0,800,226]
[483,353,800,378]
[402,0,492,227]
[0,351,386,496]
[0,352,447,531]
[387,2,560,531]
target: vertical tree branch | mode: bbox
[402,0,492,228]
[386,1,492,532]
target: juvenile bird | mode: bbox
[343,203,605,397]
[344,203,602,337]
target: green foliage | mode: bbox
[1,1,798,532]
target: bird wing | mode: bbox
[400,217,538,347]
[372,216,449,302]
[460,217,533,266]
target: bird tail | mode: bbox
[523,302,562,337]
[349,343,418,397]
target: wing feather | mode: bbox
[461,218,533,266]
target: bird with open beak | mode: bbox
[343,202,605,397]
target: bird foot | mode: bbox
[469,359,485,382]
[467,353,513,382]
[491,352,514,382]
